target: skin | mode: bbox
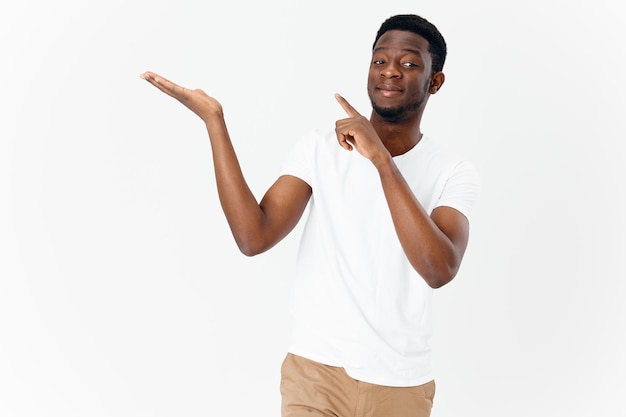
[140,29,469,289]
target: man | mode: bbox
[141,13,479,417]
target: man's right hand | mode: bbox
[140,71,223,123]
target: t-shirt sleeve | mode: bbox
[278,130,318,186]
[435,159,481,222]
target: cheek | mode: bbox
[366,75,378,94]
[424,77,435,93]
[413,77,431,96]
[367,71,377,86]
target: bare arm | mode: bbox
[141,71,311,256]
[334,94,468,288]
[373,160,469,288]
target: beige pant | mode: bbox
[280,353,436,417]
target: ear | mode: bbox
[429,72,445,94]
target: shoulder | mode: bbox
[288,128,344,161]
[397,135,477,181]
[424,136,478,179]
[281,129,339,185]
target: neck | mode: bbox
[370,111,424,157]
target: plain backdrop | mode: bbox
[1,0,625,416]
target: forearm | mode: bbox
[374,156,462,288]
[204,116,267,255]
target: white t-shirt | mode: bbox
[279,129,480,387]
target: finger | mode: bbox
[335,93,361,118]
[336,133,353,151]
[335,121,354,151]
[140,71,188,100]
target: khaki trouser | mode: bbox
[280,353,436,417]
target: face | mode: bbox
[368,30,440,122]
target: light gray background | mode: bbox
[1,0,624,416]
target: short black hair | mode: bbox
[373,14,447,73]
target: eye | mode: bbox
[402,62,419,68]
[373,59,385,65]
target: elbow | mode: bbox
[239,247,260,257]
[425,272,456,289]
[417,256,461,289]
[237,241,265,257]
[422,244,466,288]
[235,235,272,257]
[229,225,269,256]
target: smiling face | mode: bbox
[368,30,442,123]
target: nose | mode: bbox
[381,62,401,78]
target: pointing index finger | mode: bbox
[335,93,361,118]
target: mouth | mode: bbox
[376,84,403,97]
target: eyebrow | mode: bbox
[373,46,423,56]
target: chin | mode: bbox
[372,95,425,122]
[372,103,407,122]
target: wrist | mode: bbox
[203,109,225,126]
[371,150,393,171]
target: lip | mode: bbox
[376,84,403,97]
